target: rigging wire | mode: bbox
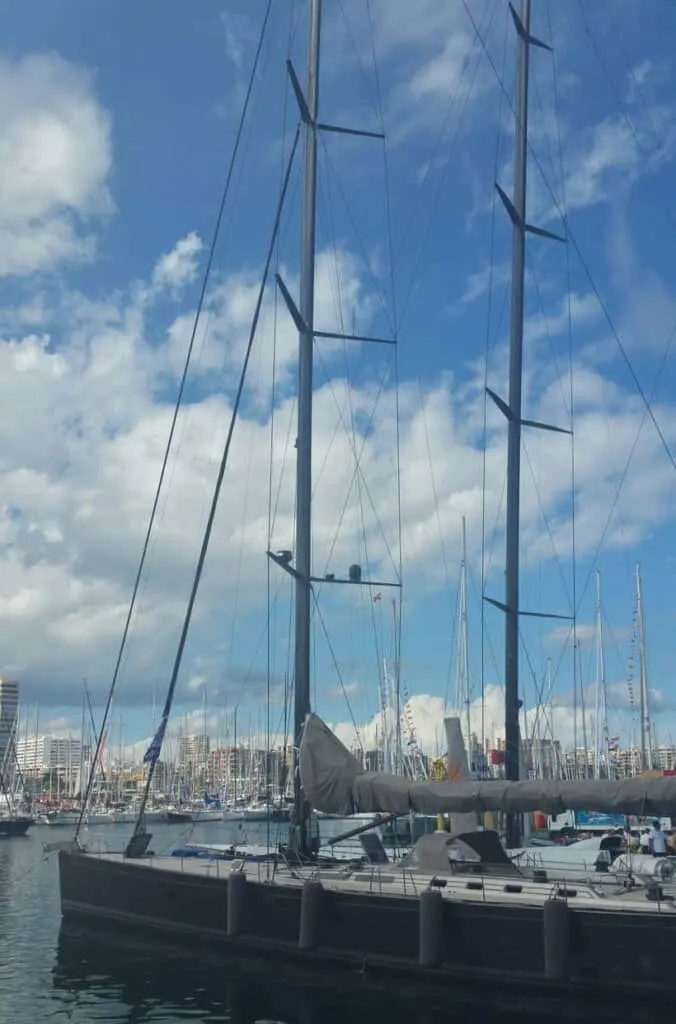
[311,589,363,753]
[74,0,275,843]
[128,126,301,840]
[317,352,399,579]
[315,155,380,705]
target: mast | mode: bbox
[392,598,402,775]
[380,657,392,774]
[502,0,531,848]
[594,570,608,780]
[636,564,652,771]
[487,0,560,847]
[291,0,321,856]
[461,516,471,765]
[78,680,86,801]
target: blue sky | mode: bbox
[2,0,676,758]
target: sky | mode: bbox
[3,0,676,761]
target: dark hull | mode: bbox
[0,816,32,837]
[58,850,676,1003]
[166,811,192,823]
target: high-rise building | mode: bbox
[0,678,19,784]
[15,735,87,779]
[177,734,210,770]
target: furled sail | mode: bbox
[299,713,676,817]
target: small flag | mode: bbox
[373,593,381,603]
[143,713,169,766]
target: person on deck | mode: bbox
[639,827,651,853]
[649,820,668,857]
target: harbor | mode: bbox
[1,0,676,1019]
[0,820,659,1023]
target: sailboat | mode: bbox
[59,0,676,1001]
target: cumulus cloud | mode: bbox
[2,243,676,714]
[331,682,673,763]
[0,53,112,275]
[151,233,203,295]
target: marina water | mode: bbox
[0,819,635,1022]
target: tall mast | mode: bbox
[272,0,387,853]
[292,0,321,855]
[457,516,471,764]
[594,570,608,780]
[502,0,531,848]
[487,1,560,848]
[392,598,402,775]
[636,564,651,771]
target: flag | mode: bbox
[143,713,169,766]
[372,593,381,603]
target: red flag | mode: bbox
[372,593,381,603]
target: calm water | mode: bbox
[0,820,642,1022]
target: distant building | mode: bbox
[524,737,562,780]
[0,679,19,784]
[15,735,88,782]
[652,745,676,772]
[176,734,210,787]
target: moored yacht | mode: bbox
[58,0,676,1004]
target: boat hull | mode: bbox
[58,849,676,999]
[0,816,33,837]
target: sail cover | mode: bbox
[299,713,676,817]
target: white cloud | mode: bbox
[327,680,361,700]
[163,247,377,401]
[534,103,676,222]
[326,0,497,142]
[525,292,600,347]
[458,262,511,306]
[151,233,203,295]
[331,686,587,757]
[2,242,676,713]
[0,54,112,276]
[545,622,595,648]
[331,680,676,763]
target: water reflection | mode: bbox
[54,925,449,1024]
[53,923,643,1024]
[0,827,656,1023]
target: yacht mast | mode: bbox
[500,0,532,848]
[594,570,608,780]
[455,516,471,764]
[273,0,387,854]
[291,0,321,855]
[488,0,561,848]
[636,564,652,771]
